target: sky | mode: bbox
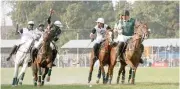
[2,2,13,26]
[2,0,135,26]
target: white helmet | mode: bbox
[28,21,34,25]
[54,20,63,28]
[96,18,104,23]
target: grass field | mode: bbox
[1,67,179,89]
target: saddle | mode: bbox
[117,38,132,62]
[123,38,132,52]
[99,40,110,53]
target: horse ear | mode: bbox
[135,20,141,28]
[143,21,148,28]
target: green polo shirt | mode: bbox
[121,18,135,36]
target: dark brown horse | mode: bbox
[88,29,114,84]
[32,25,53,86]
[116,22,150,84]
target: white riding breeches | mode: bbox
[115,34,132,43]
[94,36,105,44]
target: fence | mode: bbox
[1,49,179,68]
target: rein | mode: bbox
[99,31,112,53]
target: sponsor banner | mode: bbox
[152,62,168,67]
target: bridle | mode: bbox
[133,24,148,43]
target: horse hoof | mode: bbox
[96,80,99,84]
[131,79,135,85]
[46,76,50,82]
[38,82,42,86]
[121,81,125,84]
[19,82,22,85]
[34,82,37,86]
[103,81,107,84]
[116,81,119,84]
[128,80,130,84]
[131,83,135,85]
[12,85,17,87]
[41,81,44,86]
[131,82,135,85]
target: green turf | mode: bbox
[1,83,179,89]
[1,67,179,89]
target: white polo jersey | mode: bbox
[94,24,108,43]
[19,28,36,44]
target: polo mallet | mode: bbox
[73,38,94,65]
[15,23,19,34]
[82,38,94,53]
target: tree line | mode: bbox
[2,1,179,51]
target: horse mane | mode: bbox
[134,20,148,35]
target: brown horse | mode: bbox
[32,26,53,86]
[116,22,150,84]
[88,29,114,84]
[105,41,119,84]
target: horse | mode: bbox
[93,40,119,84]
[32,26,53,86]
[88,29,114,84]
[11,39,35,86]
[116,22,150,84]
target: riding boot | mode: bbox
[52,49,57,66]
[110,32,115,45]
[93,43,99,60]
[31,48,38,63]
[117,42,125,61]
[139,44,144,64]
[6,45,18,61]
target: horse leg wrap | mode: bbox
[52,50,57,62]
[12,77,17,85]
[48,68,52,76]
[106,73,109,82]
[102,72,106,83]
[128,69,132,83]
[38,75,42,83]
[97,68,101,79]
[108,77,112,84]
[122,70,125,80]
[20,72,25,81]
[88,72,92,83]
[41,80,44,85]
[128,74,131,83]
[117,73,120,84]
[131,69,135,79]
[34,81,37,86]
[122,75,125,81]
